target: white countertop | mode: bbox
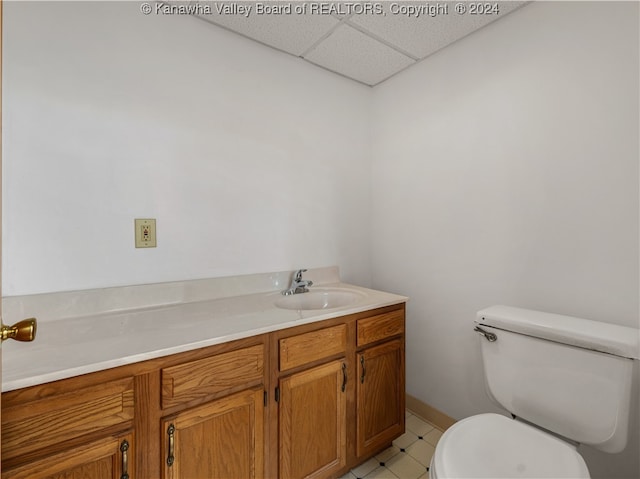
[2,268,407,392]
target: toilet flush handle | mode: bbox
[474,326,497,342]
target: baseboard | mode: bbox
[406,394,456,431]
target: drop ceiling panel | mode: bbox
[304,24,415,85]
[196,6,340,56]
[348,1,528,59]
[191,1,529,86]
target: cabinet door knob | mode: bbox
[360,356,366,384]
[1,318,37,342]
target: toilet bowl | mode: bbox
[429,414,589,479]
[428,305,639,479]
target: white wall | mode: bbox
[2,1,372,295]
[371,2,639,478]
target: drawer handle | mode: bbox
[167,424,175,466]
[120,440,130,479]
[360,356,366,383]
[341,363,347,392]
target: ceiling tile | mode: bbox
[196,3,340,56]
[348,1,527,59]
[304,24,415,85]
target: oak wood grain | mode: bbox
[279,324,347,371]
[279,360,347,479]
[356,339,405,457]
[162,387,264,479]
[2,378,134,461]
[357,310,405,347]
[162,344,264,409]
[2,432,133,479]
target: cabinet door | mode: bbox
[279,359,347,479]
[162,387,264,479]
[2,433,133,479]
[357,339,404,458]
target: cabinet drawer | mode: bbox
[162,344,264,409]
[357,309,404,347]
[1,377,134,461]
[279,324,347,371]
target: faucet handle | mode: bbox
[294,269,307,281]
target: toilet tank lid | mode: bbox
[476,305,639,359]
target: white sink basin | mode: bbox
[275,288,365,311]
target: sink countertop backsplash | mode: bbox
[1,266,407,392]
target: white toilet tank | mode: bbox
[475,305,639,453]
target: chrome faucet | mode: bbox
[282,269,313,296]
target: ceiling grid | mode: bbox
[191,1,528,86]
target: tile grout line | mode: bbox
[342,410,441,479]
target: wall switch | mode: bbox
[135,218,157,248]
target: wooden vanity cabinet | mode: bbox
[159,342,267,479]
[355,309,406,459]
[161,387,264,479]
[0,335,269,479]
[2,432,134,479]
[1,303,405,479]
[271,304,405,478]
[1,373,136,479]
[275,324,349,479]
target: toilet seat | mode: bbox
[431,413,590,478]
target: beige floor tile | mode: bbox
[392,430,419,450]
[364,466,400,479]
[385,452,428,479]
[351,457,379,478]
[423,428,443,446]
[406,440,435,467]
[375,445,401,463]
[349,410,439,479]
[405,415,435,437]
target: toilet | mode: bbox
[429,305,639,479]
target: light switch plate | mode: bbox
[135,218,157,248]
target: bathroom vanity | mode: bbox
[0,268,407,479]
